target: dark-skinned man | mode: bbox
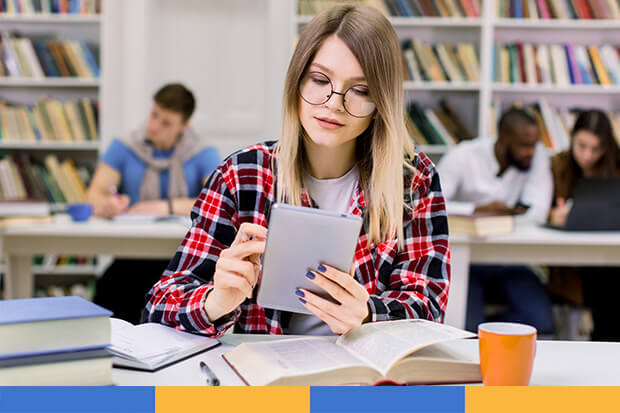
[437,108,553,335]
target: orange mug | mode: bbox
[478,322,537,386]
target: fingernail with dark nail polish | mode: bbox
[298,297,306,304]
[305,271,315,279]
[295,289,305,297]
[317,264,326,272]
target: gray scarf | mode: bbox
[122,124,205,202]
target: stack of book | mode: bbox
[490,102,620,152]
[0,31,99,79]
[402,39,480,83]
[496,0,620,19]
[493,43,620,86]
[0,153,91,204]
[407,99,474,146]
[448,212,515,236]
[0,97,99,142]
[0,296,113,385]
[0,0,101,14]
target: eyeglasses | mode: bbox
[298,71,376,118]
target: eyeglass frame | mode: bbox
[298,71,376,118]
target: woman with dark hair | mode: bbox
[548,109,620,341]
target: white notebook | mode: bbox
[108,318,219,371]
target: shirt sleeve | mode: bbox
[368,162,451,323]
[141,166,241,337]
[518,143,553,224]
[100,139,130,172]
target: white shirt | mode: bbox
[436,137,552,223]
[285,165,360,336]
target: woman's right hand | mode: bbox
[203,223,267,322]
[101,194,130,218]
[549,198,569,227]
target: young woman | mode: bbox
[142,5,450,337]
[548,109,620,341]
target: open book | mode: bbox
[223,319,480,386]
[108,318,220,371]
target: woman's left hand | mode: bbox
[297,263,370,335]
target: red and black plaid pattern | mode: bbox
[142,141,450,336]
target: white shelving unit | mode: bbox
[291,1,620,154]
[0,13,103,280]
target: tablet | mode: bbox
[257,203,363,314]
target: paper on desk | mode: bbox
[108,318,214,361]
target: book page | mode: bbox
[240,337,370,376]
[109,319,216,361]
[336,319,475,376]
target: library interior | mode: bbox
[0,0,619,390]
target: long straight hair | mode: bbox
[275,5,415,249]
[569,110,620,178]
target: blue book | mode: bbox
[565,45,576,84]
[0,347,113,386]
[33,40,60,77]
[0,296,111,358]
[80,41,100,77]
[394,0,412,16]
[513,0,523,18]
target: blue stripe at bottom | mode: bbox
[310,386,465,413]
[0,387,155,413]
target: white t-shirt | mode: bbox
[285,165,359,336]
[436,137,552,223]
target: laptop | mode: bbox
[549,177,620,231]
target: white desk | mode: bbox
[112,334,620,386]
[4,218,620,330]
[1,216,188,299]
[445,226,620,329]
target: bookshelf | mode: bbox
[0,6,103,284]
[291,0,620,157]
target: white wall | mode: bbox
[101,0,292,158]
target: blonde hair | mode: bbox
[275,5,415,248]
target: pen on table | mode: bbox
[199,361,220,386]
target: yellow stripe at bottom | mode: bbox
[156,386,310,413]
[466,386,620,413]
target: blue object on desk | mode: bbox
[67,203,93,222]
[0,296,111,325]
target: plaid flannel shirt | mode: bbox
[143,141,450,336]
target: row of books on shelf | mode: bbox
[0,32,99,78]
[0,97,99,142]
[493,43,620,86]
[496,0,620,19]
[298,0,482,18]
[402,39,479,83]
[0,153,91,204]
[489,101,620,151]
[406,99,474,146]
[0,0,101,15]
